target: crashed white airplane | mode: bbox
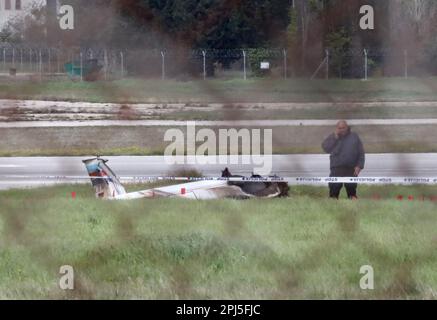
[83,157,289,200]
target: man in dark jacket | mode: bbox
[322,120,365,199]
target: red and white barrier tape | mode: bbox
[1,175,437,185]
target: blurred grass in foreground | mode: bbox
[0,184,436,299]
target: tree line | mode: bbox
[2,0,437,77]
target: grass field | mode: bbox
[2,77,437,103]
[2,124,437,157]
[160,106,437,121]
[1,184,437,299]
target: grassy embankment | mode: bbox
[1,77,437,103]
[1,184,437,299]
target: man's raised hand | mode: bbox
[354,167,362,177]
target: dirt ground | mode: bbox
[2,100,437,121]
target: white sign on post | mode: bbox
[260,62,270,70]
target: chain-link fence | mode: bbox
[311,48,435,79]
[0,46,436,81]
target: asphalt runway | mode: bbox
[0,154,436,190]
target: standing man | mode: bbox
[322,120,365,199]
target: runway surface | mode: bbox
[1,154,436,190]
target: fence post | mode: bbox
[3,48,5,72]
[39,49,43,80]
[120,51,124,79]
[242,49,247,80]
[283,49,287,80]
[80,52,83,81]
[202,50,206,80]
[12,48,15,68]
[404,49,408,79]
[29,49,32,73]
[57,49,60,74]
[48,48,51,74]
[363,49,368,81]
[161,51,166,80]
[20,49,23,72]
[104,49,108,80]
[325,49,329,79]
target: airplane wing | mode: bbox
[114,180,253,200]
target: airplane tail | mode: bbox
[82,157,127,199]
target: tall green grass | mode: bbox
[0,184,436,299]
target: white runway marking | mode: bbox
[0,165,26,168]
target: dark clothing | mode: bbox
[329,166,357,199]
[322,129,365,199]
[322,130,365,169]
